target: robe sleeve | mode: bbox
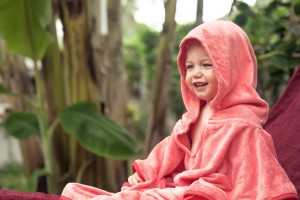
[126,134,185,189]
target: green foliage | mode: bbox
[0,0,52,60]
[3,101,139,160]
[123,23,159,93]
[231,0,300,104]
[59,102,138,160]
[0,161,27,191]
[234,2,254,26]
[292,0,300,15]
[4,112,40,139]
[0,161,47,192]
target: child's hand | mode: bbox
[128,172,143,185]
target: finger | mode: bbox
[128,175,138,185]
[134,173,142,182]
[128,176,134,185]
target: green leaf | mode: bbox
[59,102,138,160]
[236,1,250,11]
[270,56,289,69]
[235,14,248,26]
[0,0,52,60]
[4,112,39,139]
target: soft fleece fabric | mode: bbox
[61,20,298,199]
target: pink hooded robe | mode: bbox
[61,20,298,200]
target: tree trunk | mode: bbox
[58,0,107,190]
[144,0,177,155]
[195,0,203,25]
[91,0,129,191]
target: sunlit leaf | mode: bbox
[59,102,138,160]
[0,0,52,60]
[4,112,39,139]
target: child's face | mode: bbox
[185,44,218,102]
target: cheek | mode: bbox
[185,74,194,92]
[185,72,192,83]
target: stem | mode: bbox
[258,51,286,60]
[48,118,60,139]
[33,59,57,193]
[76,159,94,183]
[22,0,57,193]
[34,66,56,194]
[42,125,57,193]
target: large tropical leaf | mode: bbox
[0,0,52,60]
[59,102,138,160]
[4,112,39,139]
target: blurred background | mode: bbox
[0,0,299,194]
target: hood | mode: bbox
[177,20,269,126]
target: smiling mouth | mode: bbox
[194,82,208,87]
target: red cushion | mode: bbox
[0,189,60,200]
[264,66,300,196]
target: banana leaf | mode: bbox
[59,102,138,160]
[0,0,52,60]
[4,112,39,139]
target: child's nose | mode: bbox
[193,66,203,77]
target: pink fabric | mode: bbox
[61,20,298,199]
[0,189,60,200]
[264,66,300,196]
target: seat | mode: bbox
[0,189,60,200]
[264,66,300,197]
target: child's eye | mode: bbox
[203,63,213,68]
[186,65,194,70]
